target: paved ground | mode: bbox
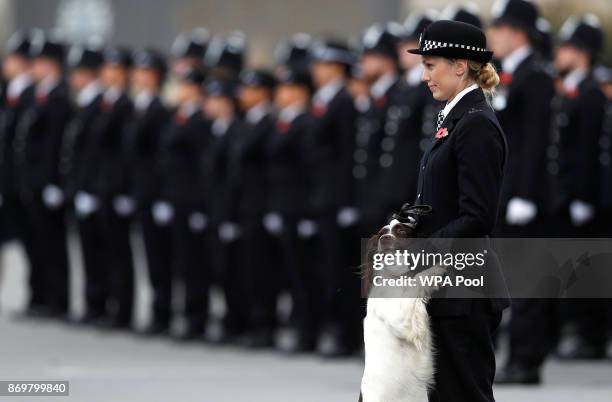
[1,240,611,402]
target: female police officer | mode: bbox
[407,20,509,402]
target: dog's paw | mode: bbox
[413,265,448,298]
[386,299,431,352]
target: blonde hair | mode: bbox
[468,61,500,94]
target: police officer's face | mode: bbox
[275,84,308,109]
[70,68,97,92]
[176,81,201,104]
[204,95,235,120]
[238,86,270,111]
[2,54,29,81]
[132,68,160,93]
[487,25,520,60]
[422,56,468,101]
[397,40,420,71]
[311,62,344,88]
[360,54,393,82]
[31,58,60,82]
[101,64,130,90]
[554,46,583,76]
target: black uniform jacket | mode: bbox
[415,88,510,316]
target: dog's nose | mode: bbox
[378,234,395,250]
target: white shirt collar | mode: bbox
[278,104,305,123]
[103,87,122,104]
[134,90,155,112]
[354,95,371,113]
[313,78,344,105]
[36,76,60,97]
[563,68,588,92]
[178,100,199,119]
[442,83,479,119]
[211,118,232,137]
[370,72,398,98]
[405,64,424,87]
[76,80,103,107]
[501,45,532,74]
[7,73,32,99]
[245,101,271,125]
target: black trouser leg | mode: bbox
[428,302,502,402]
[139,206,173,325]
[20,198,47,309]
[77,212,108,317]
[41,205,69,314]
[316,211,343,329]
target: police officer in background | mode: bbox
[87,47,135,329]
[14,31,72,318]
[273,33,313,77]
[124,48,172,335]
[551,14,608,361]
[155,67,208,340]
[440,2,483,28]
[165,27,210,105]
[202,78,247,342]
[61,44,105,325]
[233,69,278,347]
[0,32,34,256]
[265,68,316,353]
[307,38,359,356]
[488,0,554,235]
[354,22,402,234]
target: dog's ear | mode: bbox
[361,233,380,296]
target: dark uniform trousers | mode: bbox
[414,89,509,402]
[14,83,72,314]
[160,111,210,329]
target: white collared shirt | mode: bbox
[211,118,232,137]
[501,45,532,74]
[370,72,398,99]
[36,76,60,97]
[178,100,199,119]
[405,63,424,87]
[278,104,305,123]
[134,90,154,112]
[442,83,479,120]
[76,80,103,108]
[563,68,588,93]
[313,78,344,105]
[245,101,271,125]
[7,73,32,99]
[103,87,122,105]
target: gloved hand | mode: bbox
[152,200,174,226]
[188,211,208,233]
[74,190,99,218]
[297,219,318,239]
[42,184,64,210]
[337,206,360,228]
[263,212,283,235]
[218,221,241,243]
[505,197,537,226]
[569,200,594,227]
[113,195,136,217]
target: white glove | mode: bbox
[218,222,241,243]
[263,212,283,235]
[42,184,64,210]
[189,211,208,233]
[569,200,595,227]
[113,195,136,217]
[297,219,318,238]
[152,200,174,226]
[505,197,537,226]
[74,191,100,217]
[337,207,360,227]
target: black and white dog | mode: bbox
[359,205,446,402]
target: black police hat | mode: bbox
[533,17,553,61]
[276,67,313,92]
[361,22,402,60]
[7,31,31,58]
[178,67,206,85]
[491,0,539,33]
[274,33,312,71]
[171,27,210,59]
[239,69,277,89]
[400,10,437,42]
[29,30,65,63]
[205,31,245,74]
[408,20,493,64]
[441,3,482,29]
[559,14,604,59]
[67,45,104,70]
[205,78,239,98]
[310,39,354,66]
[133,48,167,76]
[103,47,132,68]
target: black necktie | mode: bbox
[436,109,444,131]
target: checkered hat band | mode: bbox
[422,40,486,52]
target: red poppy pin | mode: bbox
[500,72,513,86]
[435,127,448,139]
